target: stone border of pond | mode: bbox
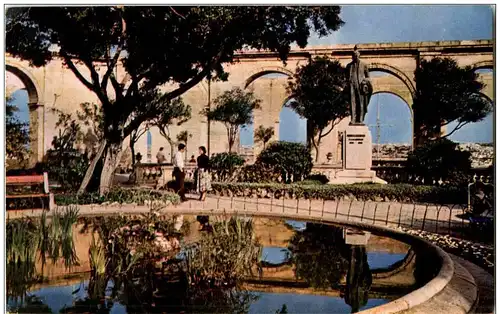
[11,200,486,314]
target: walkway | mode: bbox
[8,193,469,237]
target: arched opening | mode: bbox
[5,68,38,167]
[279,98,307,144]
[365,92,413,159]
[448,68,493,145]
[241,71,291,160]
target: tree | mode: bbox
[151,98,192,163]
[6,96,30,168]
[286,56,349,162]
[129,123,148,166]
[413,57,492,143]
[176,130,192,162]
[254,125,274,149]
[6,6,344,194]
[204,88,261,152]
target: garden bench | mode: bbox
[6,172,54,211]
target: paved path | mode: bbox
[8,193,469,236]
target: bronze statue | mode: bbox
[345,46,373,125]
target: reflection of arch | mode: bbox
[472,60,493,71]
[244,66,293,89]
[368,63,416,96]
[6,63,40,105]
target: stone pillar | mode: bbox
[330,124,386,184]
[28,103,44,166]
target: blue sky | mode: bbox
[8,5,494,146]
[243,4,494,146]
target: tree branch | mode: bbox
[441,121,468,139]
[60,51,95,92]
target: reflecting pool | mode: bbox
[7,215,435,313]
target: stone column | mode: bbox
[28,103,44,166]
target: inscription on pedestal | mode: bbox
[343,126,372,170]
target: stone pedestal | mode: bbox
[330,124,386,184]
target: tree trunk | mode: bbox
[314,136,322,163]
[77,139,107,195]
[168,138,175,163]
[99,141,124,195]
[130,136,136,166]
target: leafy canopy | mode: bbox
[204,88,262,152]
[254,125,275,148]
[286,56,349,161]
[413,57,492,139]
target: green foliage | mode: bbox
[42,109,90,191]
[304,173,329,184]
[6,96,30,168]
[414,57,492,140]
[407,138,471,186]
[151,98,192,161]
[6,206,79,300]
[204,88,262,152]
[208,182,467,204]
[185,217,261,288]
[254,125,275,149]
[209,152,245,182]
[55,187,181,206]
[235,163,280,183]
[286,56,349,161]
[256,141,313,183]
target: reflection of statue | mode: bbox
[345,46,373,125]
[344,246,372,313]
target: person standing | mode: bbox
[345,45,373,124]
[156,147,166,164]
[173,144,187,202]
[195,146,212,201]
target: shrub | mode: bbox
[304,174,329,184]
[256,141,313,183]
[235,164,280,183]
[209,152,245,182]
[208,182,466,204]
[407,138,471,186]
[55,187,180,206]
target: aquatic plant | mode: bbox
[6,206,80,300]
[185,217,262,288]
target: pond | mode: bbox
[7,214,436,313]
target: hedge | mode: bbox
[168,180,466,204]
[55,187,180,206]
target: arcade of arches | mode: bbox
[5,40,493,165]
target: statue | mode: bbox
[345,46,373,125]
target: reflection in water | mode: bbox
[344,247,372,313]
[289,223,349,289]
[7,216,419,313]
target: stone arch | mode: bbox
[5,61,44,164]
[471,60,493,70]
[368,91,414,148]
[368,63,416,97]
[244,66,293,89]
[5,63,41,105]
[371,90,413,120]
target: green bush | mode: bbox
[304,174,329,184]
[55,187,180,206]
[256,141,313,183]
[235,164,281,183]
[209,152,245,182]
[407,138,471,186]
[207,182,465,204]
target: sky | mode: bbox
[7,5,494,146]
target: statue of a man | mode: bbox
[345,46,373,124]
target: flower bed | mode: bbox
[55,187,180,206]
